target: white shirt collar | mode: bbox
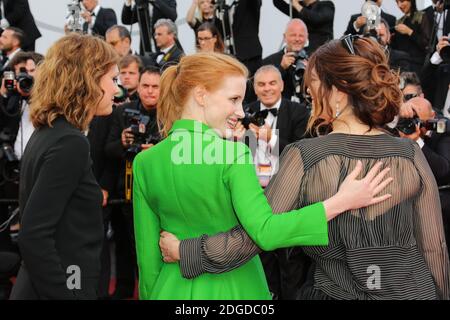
[260,98,282,112]
[161,44,175,54]
[92,5,101,16]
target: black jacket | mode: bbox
[422,132,450,186]
[273,0,334,54]
[89,7,117,38]
[233,0,262,61]
[105,100,159,197]
[121,0,177,25]
[423,5,450,51]
[87,114,116,194]
[244,99,310,154]
[344,10,397,35]
[1,0,41,49]
[12,117,103,299]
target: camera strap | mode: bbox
[125,159,133,203]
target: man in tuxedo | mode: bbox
[423,0,450,54]
[0,27,22,71]
[0,0,40,51]
[121,0,177,54]
[151,19,184,69]
[344,0,396,36]
[239,64,309,300]
[81,0,117,37]
[262,19,309,101]
[273,0,334,54]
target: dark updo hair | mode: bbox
[304,37,402,134]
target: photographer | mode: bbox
[79,0,117,37]
[262,19,309,102]
[345,0,396,36]
[273,0,334,54]
[121,0,177,55]
[398,96,450,255]
[104,66,161,299]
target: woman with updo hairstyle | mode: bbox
[10,33,120,299]
[159,37,450,300]
[132,52,394,300]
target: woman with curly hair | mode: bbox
[10,33,120,300]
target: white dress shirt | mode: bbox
[14,100,35,159]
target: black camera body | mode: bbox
[292,49,308,79]
[3,68,34,95]
[241,109,268,130]
[396,116,450,135]
[0,130,19,184]
[123,108,161,157]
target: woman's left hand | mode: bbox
[395,24,413,36]
[159,231,181,263]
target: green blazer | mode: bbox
[133,119,328,300]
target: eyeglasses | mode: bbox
[340,34,362,55]
[198,36,214,42]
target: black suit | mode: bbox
[344,10,396,35]
[150,45,184,69]
[422,133,450,257]
[245,98,310,300]
[1,0,41,51]
[121,0,177,55]
[423,6,450,53]
[11,117,103,299]
[273,0,334,54]
[421,61,450,112]
[262,50,296,100]
[85,7,117,38]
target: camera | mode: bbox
[291,50,308,79]
[240,109,269,130]
[123,108,161,157]
[396,116,450,135]
[114,84,129,104]
[3,68,34,95]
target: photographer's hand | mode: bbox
[355,16,367,30]
[0,78,8,97]
[121,127,134,148]
[280,52,296,70]
[436,36,449,55]
[399,124,421,141]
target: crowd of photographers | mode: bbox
[0,0,450,300]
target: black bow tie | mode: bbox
[266,108,278,117]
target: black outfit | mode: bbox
[84,7,117,38]
[273,0,334,54]
[422,132,450,256]
[232,0,262,72]
[391,11,432,76]
[1,0,41,51]
[10,117,103,299]
[345,10,396,36]
[421,59,450,112]
[104,100,159,298]
[179,133,450,300]
[150,45,184,69]
[423,6,450,55]
[262,50,299,100]
[121,0,177,55]
[87,114,117,299]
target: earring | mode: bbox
[335,103,340,118]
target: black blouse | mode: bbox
[179,133,450,300]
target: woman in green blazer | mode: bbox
[132,52,392,299]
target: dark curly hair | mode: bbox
[304,37,402,134]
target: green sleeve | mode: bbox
[224,143,328,251]
[133,155,162,299]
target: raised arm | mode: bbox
[412,144,450,299]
